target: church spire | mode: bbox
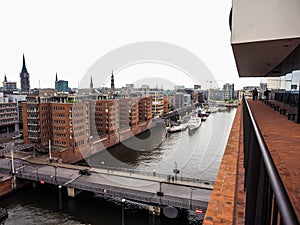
[90,76,93,89]
[55,72,58,82]
[111,70,115,90]
[21,54,28,74]
[4,74,7,82]
[20,54,30,93]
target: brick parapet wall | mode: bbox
[203,104,243,225]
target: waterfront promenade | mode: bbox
[203,99,300,224]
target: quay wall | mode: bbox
[0,177,12,197]
[53,121,155,164]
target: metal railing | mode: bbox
[90,165,215,185]
[14,171,208,210]
[274,91,299,107]
[243,96,299,225]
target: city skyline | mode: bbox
[0,0,261,91]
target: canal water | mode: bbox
[0,108,236,225]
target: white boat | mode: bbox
[207,107,218,113]
[188,117,202,131]
[217,107,227,112]
[167,123,188,133]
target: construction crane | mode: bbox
[206,80,222,101]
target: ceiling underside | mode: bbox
[231,38,300,78]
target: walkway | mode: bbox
[248,100,300,220]
[203,99,300,224]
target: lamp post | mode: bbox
[49,139,53,162]
[189,188,196,210]
[157,182,164,205]
[11,146,15,175]
[173,161,180,181]
[58,185,62,210]
[121,198,126,225]
[54,166,57,183]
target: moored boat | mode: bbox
[188,117,202,131]
[167,123,188,133]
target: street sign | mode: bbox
[195,208,203,214]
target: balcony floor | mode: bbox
[248,99,300,220]
[203,99,300,224]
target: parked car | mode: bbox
[79,169,91,176]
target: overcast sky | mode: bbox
[0,0,261,90]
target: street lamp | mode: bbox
[121,198,126,225]
[49,139,53,163]
[58,185,62,210]
[157,182,164,205]
[189,188,196,210]
[10,146,15,175]
[173,161,180,181]
[54,166,57,183]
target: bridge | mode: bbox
[0,157,213,213]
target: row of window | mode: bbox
[74,139,85,147]
[41,106,51,111]
[53,126,65,132]
[53,120,66,124]
[54,140,67,146]
[0,109,17,114]
[74,132,85,138]
[74,125,84,131]
[53,133,66,138]
[42,113,51,118]
[53,106,66,111]
[54,113,65,118]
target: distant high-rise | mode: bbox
[20,54,30,93]
[223,83,234,100]
[55,73,69,93]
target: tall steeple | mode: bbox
[21,54,28,74]
[20,54,30,93]
[90,76,93,89]
[55,72,58,82]
[4,74,7,82]
[111,70,115,90]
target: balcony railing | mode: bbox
[274,91,299,107]
[242,96,299,225]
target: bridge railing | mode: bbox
[92,165,215,185]
[67,181,208,210]
[243,96,299,225]
[15,170,208,210]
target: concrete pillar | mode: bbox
[67,187,82,198]
[11,177,16,190]
[67,187,75,198]
[148,205,161,216]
